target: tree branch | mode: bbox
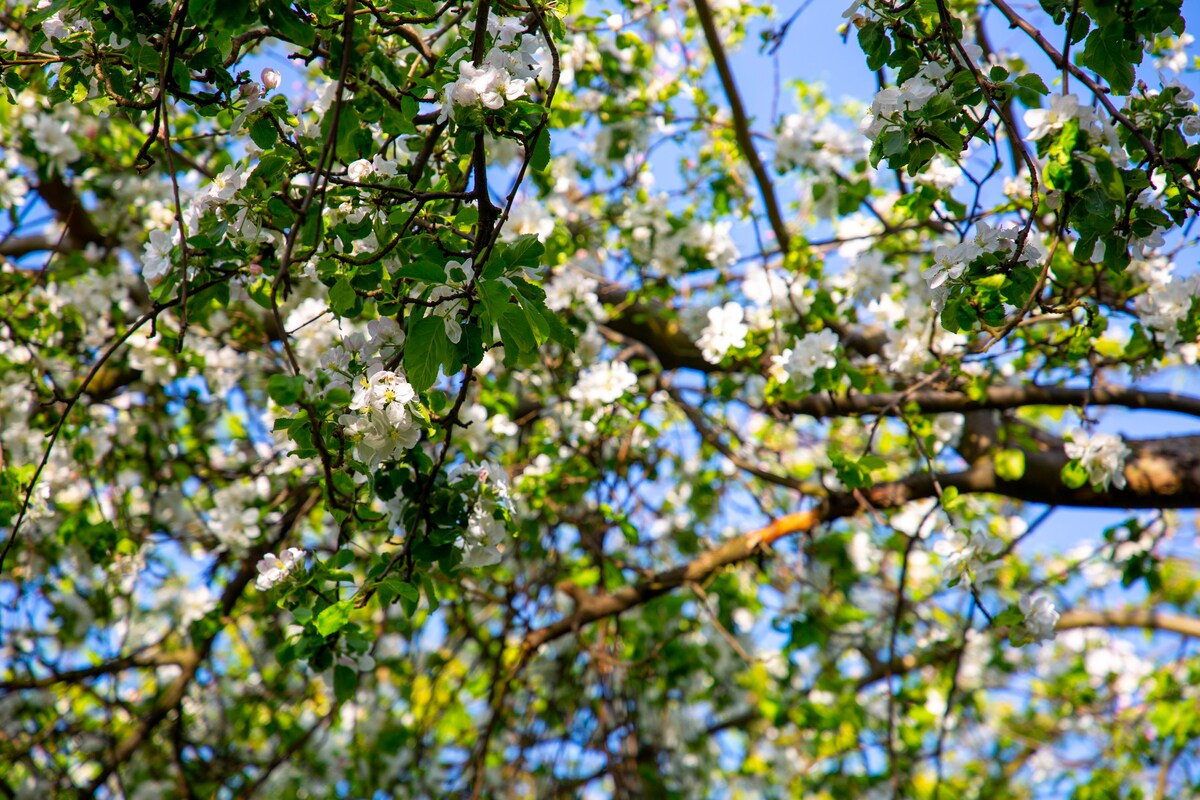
[781,384,1200,420]
[692,0,791,252]
[522,509,821,653]
[523,431,1200,653]
[82,487,319,796]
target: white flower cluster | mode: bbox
[208,476,279,553]
[141,228,179,283]
[316,317,421,469]
[344,152,401,184]
[1154,32,1194,74]
[1024,93,1127,166]
[256,547,306,591]
[339,366,422,468]
[569,360,638,406]
[623,194,740,275]
[1020,593,1060,643]
[439,18,546,122]
[934,528,1005,586]
[544,257,604,320]
[1064,429,1131,490]
[925,221,1043,306]
[505,200,556,241]
[775,113,865,174]
[1133,269,1200,349]
[771,329,839,391]
[742,262,809,319]
[424,258,474,344]
[448,460,513,568]
[698,302,750,364]
[40,6,94,52]
[861,59,953,141]
[22,109,81,172]
[138,161,264,282]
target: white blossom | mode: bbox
[1020,593,1060,643]
[1134,271,1200,348]
[569,361,638,405]
[1155,33,1194,74]
[934,529,1005,586]
[771,329,839,391]
[440,57,528,122]
[339,365,422,468]
[1064,430,1131,490]
[346,159,374,182]
[448,460,513,568]
[141,228,178,283]
[1024,94,1094,141]
[697,302,749,364]
[506,201,555,242]
[255,547,306,591]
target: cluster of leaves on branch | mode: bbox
[3,0,1200,796]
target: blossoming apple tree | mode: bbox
[3,0,1200,796]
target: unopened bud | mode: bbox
[261,68,281,90]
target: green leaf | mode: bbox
[330,278,357,316]
[858,21,891,71]
[385,578,420,615]
[499,305,536,355]
[496,235,545,274]
[995,449,1026,481]
[316,600,352,637]
[458,321,485,368]
[1014,73,1049,96]
[907,140,936,176]
[268,374,305,406]
[329,547,356,569]
[404,315,450,392]
[387,579,419,603]
[940,485,962,511]
[421,574,440,613]
[1077,25,1139,95]
[531,128,551,172]
[478,279,514,326]
[262,0,316,47]
[392,260,446,283]
[333,664,358,703]
[249,115,278,149]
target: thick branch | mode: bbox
[524,433,1200,652]
[522,510,820,653]
[597,281,886,368]
[597,283,715,371]
[0,235,74,258]
[838,433,1200,514]
[782,384,1200,420]
[1057,608,1200,639]
[598,286,1200,421]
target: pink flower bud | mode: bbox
[261,68,281,90]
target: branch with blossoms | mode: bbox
[5,0,1200,796]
